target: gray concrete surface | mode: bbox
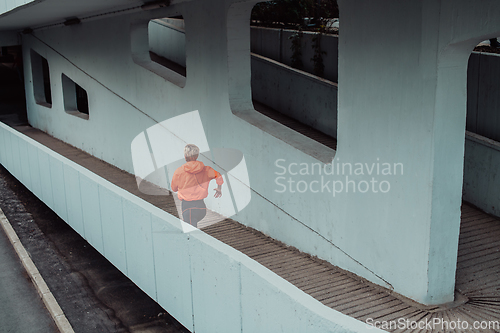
[0,218,58,333]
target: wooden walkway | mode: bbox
[203,205,500,333]
[7,123,500,332]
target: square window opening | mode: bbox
[131,15,187,88]
[227,2,338,163]
[249,3,338,150]
[148,16,186,78]
[30,49,52,107]
[62,74,89,120]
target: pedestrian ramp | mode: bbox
[0,121,373,333]
[1,121,500,332]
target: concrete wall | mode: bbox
[251,30,500,146]
[16,0,500,307]
[18,0,393,307]
[250,27,339,82]
[12,0,432,305]
[251,53,337,138]
[148,19,337,138]
[249,29,500,147]
[462,52,500,217]
[149,18,186,67]
[463,132,500,217]
[467,52,500,142]
[336,0,500,305]
[148,20,500,146]
[0,121,379,333]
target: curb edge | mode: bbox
[0,207,75,333]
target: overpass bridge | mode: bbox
[1,0,500,331]
[2,108,500,332]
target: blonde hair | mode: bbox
[184,144,199,161]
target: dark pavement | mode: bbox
[0,212,58,333]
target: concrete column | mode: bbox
[227,0,259,112]
[337,0,500,304]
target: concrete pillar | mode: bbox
[227,0,259,112]
[337,0,500,304]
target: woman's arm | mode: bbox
[214,184,222,198]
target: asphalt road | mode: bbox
[0,214,58,333]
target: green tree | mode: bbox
[251,0,338,30]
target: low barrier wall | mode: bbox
[149,19,186,68]
[463,131,500,217]
[467,52,500,142]
[250,27,339,82]
[0,121,376,333]
[149,24,500,145]
[251,53,338,138]
[149,23,338,139]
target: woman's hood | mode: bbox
[183,161,205,174]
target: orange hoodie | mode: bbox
[171,161,224,201]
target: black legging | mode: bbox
[181,199,207,227]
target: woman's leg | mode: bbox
[181,200,207,227]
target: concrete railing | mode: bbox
[246,31,500,215]
[250,26,339,83]
[0,121,377,333]
[463,52,500,216]
[148,21,338,139]
[149,19,186,68]
[463,131,500,217]
[250,30,500,145]
[148,22,500,145]
[466,52,500,142]
[251,53,338,138]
